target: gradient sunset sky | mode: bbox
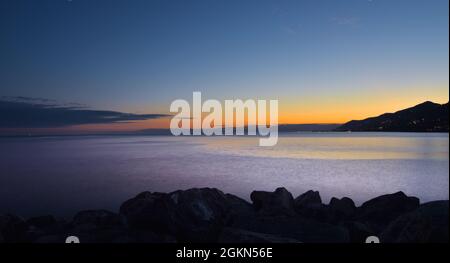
[0,0,448,132]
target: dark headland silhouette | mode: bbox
[335,101,449,132]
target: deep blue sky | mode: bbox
[0,0,448,125]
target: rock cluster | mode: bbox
[0,188,447,243]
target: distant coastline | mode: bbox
[336,101,449,132]
[1,129,449,138]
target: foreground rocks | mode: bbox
[381,200,449,243]
[0,188,447,243]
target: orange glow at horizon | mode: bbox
[14,87,447,133]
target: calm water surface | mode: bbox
[0,132,448,217]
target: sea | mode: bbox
[0,132,448,218]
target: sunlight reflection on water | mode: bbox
[0,132,448,217]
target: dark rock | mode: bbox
[34,235,64,243]
[0,214,29,242]
[381,201,449,243]
[218,227,300,243]
[329,197,357,220]
[358,192,420,232]
[225,194,253,215]
[120,192,177,234]
[294,191,331,222]
[26,215,65,242]
[170,188,230,242]
[73,210,122,227]
[340,221,374,243]
[68,228,127,243]
[2,188,446,244]
[68,224,128,243]
[231,215,350,243]
[224,193,255,226]
[127,229,176,243]
[120,188,231,242]
[27,215,57,229]
[294,190,322,209]
[250,187,295,216]
[297,205,332,223]
[70,210,126,243]
[111,235,136,243]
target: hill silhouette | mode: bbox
[336,101,449,132]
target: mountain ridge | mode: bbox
[335,101,449,132]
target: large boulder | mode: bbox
[294,190,331,222]
[329,197,357,221]
[381,200,449,243]
[120,192,177,234]
[294,190,322,209]
[120,188,231,242]
[170,188,230,242]
[224,193,256,225]
[357,191,420,232]
[250,187,295,216]
[0,214,29,242]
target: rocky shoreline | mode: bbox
[1,188,448,243]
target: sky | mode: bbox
[0,0,448,132]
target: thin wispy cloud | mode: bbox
[1,96,88,109]
[0,97,169,128]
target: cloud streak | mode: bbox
[0,97,169,128]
